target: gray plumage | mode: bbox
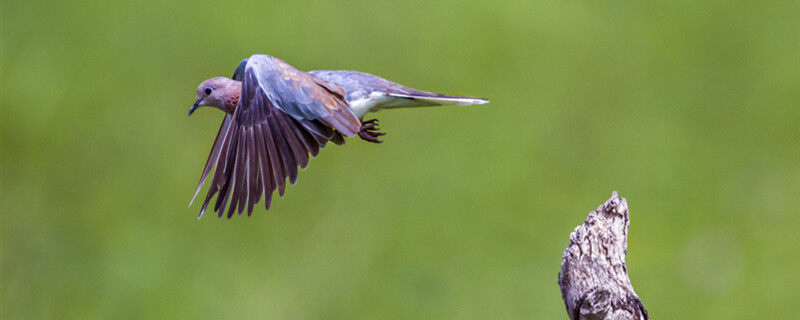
[309,70,489,118]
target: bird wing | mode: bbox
[192,54,361,218]
[246,55,361,136]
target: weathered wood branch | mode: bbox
[558,192,649,320]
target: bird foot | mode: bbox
[358,119,385,143]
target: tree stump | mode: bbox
[558,192,649,320]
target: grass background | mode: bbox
[2,0,798,318]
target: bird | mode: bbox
[188,53,488,218]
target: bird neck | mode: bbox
[224,87,241,114]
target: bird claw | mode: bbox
[358,119,385,143]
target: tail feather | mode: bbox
[349,91,488,118]
[386,93,489,107]
[308,70,489,117]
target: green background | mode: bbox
[2,0,797,318]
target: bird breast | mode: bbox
[225,93,240,114]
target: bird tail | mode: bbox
[381,92,489,109]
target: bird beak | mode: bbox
[188,99,202,116]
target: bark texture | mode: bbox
[558,192,649,320]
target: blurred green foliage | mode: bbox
[1,0,797,318]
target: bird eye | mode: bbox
[204,87,213,95]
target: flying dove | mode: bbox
[189,54,488,218]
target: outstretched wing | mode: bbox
[192,54,361,218]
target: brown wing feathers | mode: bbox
[193,55,363,218]
[190,115,231,206]
[195,92,346,218]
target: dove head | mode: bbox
[189,77,241,115]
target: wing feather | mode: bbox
[252,124,273,210]
[267,115,297,187]
[260,122,286,197]
[275,113,309,169]
[246,54,361,135]
[190,115,231,207]
[234,126,249,216]
[286,117,318,156]
[246,127,260,215]
[214,132,238,216]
